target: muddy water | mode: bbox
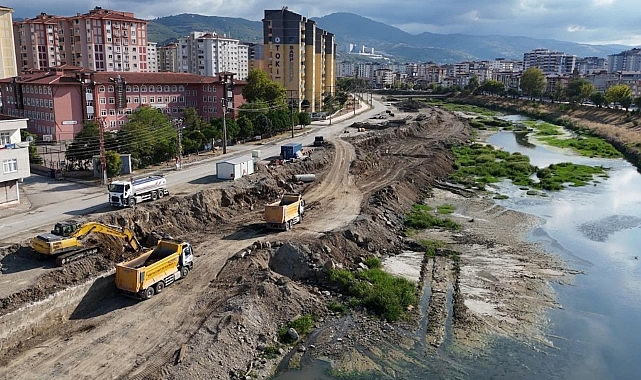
[274,122,641,379]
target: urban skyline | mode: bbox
[2,1,641,47]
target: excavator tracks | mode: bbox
[55,246,100,266]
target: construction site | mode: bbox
[0,103,570,379]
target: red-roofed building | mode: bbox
[0,66,245,141]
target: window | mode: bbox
[141,85,147,92]
[99,97,106,104]
[109,109,116,116]
[3,159,18,174]
[0,132,10,145]
[99,85,105,92]
[109,97,115,104]
[100,110,107,116]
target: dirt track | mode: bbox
[0,104,571,379]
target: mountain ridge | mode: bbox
[147,12,628,63]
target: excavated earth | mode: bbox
[0,105,573,379]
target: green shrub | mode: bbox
[262,345,280,359]
[327,267,418,322]
[363,256,382,269]
[327,301,348,314]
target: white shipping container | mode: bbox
[216,156,255,180]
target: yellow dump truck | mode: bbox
[264,193,305,230]
[115,239,193,299]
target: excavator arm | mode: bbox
[72,222,141,252]
[32,221,142,265]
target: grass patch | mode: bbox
[536,162,609,189]
[450,142,607,190]
[405,204,460,230]
[428,99,501,116]
[421,239,445,258]
[436,204,456,214]
[277,314,315,344]
[522,120,622,158]
[327,301,348,314]
[328,268,417,322]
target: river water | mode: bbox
[274,118,641,379]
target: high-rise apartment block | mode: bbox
[0,6,17,79]
[157,43,179,72]
[13,7,149,73]
[523,48,576,75]
[262,8,335,112]
[608,48,641,73]
[175,32,249,80]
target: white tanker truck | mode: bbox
[108,175,168,207]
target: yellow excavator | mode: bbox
[31,220,142,265]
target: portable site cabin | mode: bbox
[281,142,303,159]
[216,156,254,180]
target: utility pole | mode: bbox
[173,118,183,170]
[219,72,234,155]
[99,118,107,185]
[287,90,297,138]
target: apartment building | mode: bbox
[157,42,178,72]
[0,6,17,79]
[247,43,265,73]
[0,116,30,207]
[608,48,641,73]
[147,42,158,72]
[13,7,149,73]
[523,48,576,75]
[176,32,249,80]
[0,66,245,141]
[262,8,335,112]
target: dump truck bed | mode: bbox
[115,241,182,293]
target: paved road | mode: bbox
[0,97,386,243]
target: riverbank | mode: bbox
[452,95,641,169]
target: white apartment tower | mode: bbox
[177,32,249,80]
[523,48,576,76]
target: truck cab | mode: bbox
[108,181,134,206]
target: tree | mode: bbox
[237,115,255,140]
[20,130,42,165]
[520,67,547,100]
[590,92,606,108]
[242,69,286,105]
[297,112,311,127]
[478,80,505,96]
[117,106,175,168]
[634,96,641,113]
[105,150,122,178]
[566,78,595,104]
[605,84,633,109]
[65,121,102,169]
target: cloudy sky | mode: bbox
[4,0,641,46]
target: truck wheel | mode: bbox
[286,220,291,230]
[141,287,154,300]
[155,281,165,294]
[151,191,158,201]
[129,197,136,206]
[158,190,164,199]
[181,266,190,278]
